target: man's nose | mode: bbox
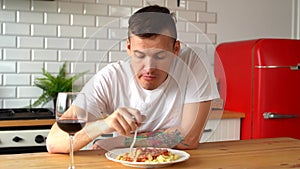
[144,57,156,70]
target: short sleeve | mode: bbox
[172,47,219,103]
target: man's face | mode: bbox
[127,35,180,90]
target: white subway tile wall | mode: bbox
[32,1,58,13]
[0,36,16,47]
[32,49,58,61]
[58,25,83,38]
[45,37,70,49]
[3,74,30,85]
[17,86,42,98]
[18,11,44,24]
[17,36,44,48]
[177,10,197,22]
[109,6,132,17]
[58,50,83,61]
[17,61,44,73]
[71,38,96,50]
[3,48,31,60]
[84,4,107,15]
[72,14,95,26]
[44,62,67,74]
[0,0,217,108]
[96,16,120,27]
[46,13,70,25]
[84,51,108,62]
[3,0,30,11]
[187,0,206,11]
[3,23,30,36]
[0,61,16,73]
[84,27,108,39]
[31,24,57,37]
[0,10,15,22]
[0,86,16,98]
[59,2,83,14]
[120,0,143,7]
[4,99,30,108]
[198,12,217,23]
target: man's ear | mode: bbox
[126,38,131,56]
[173,40,181,56]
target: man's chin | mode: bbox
[139,81,156,90]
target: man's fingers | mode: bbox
[106,107,146,135]
[123,107,146,124]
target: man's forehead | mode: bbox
[129,34,175,49]
[133,48,170,54]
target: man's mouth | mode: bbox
[142,74,156,81]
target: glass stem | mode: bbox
[69,134,75,169]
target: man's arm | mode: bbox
[175,101,211,149]
[46,106,145,154]
[46,118,110,153]
[93,101,212,150]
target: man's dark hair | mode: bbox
[128,5,177,41]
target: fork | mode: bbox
[129,129,138,158]
[129,116,138,158]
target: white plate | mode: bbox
[105,148,190,168]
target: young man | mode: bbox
[46,5,219,153]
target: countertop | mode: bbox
[0,119,55,127]
[0,137,299,169]
[0,110,245,127]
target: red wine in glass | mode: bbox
[57,119,86,135]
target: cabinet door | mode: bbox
[200,119,241,143]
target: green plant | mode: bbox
[31,62,87,108]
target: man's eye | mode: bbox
[155,54,167,60]
[134,54,145,59]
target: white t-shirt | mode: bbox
[78,47,219,133]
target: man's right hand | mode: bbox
[103,107,146,136]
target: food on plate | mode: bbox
[116,147,180,163]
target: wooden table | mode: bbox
[0,137,299,169]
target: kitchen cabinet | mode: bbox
[201,110,244,143]
[201,118,241,143]
[199,98,244,143]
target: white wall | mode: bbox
[207,0,298,44]
[0,0,217,109]
[1,0,298,109]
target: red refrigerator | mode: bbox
[214,38,300,140]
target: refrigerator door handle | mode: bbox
[255,63,300,70]
[263,112,299,119]
[290,63,300,70]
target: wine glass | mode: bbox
[56,92,87,169]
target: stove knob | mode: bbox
[35,135,45,144]
[12,136,23,142]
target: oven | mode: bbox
[0,108,54,154]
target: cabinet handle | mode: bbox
[203,129,212,133]
[263,112,299,119]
